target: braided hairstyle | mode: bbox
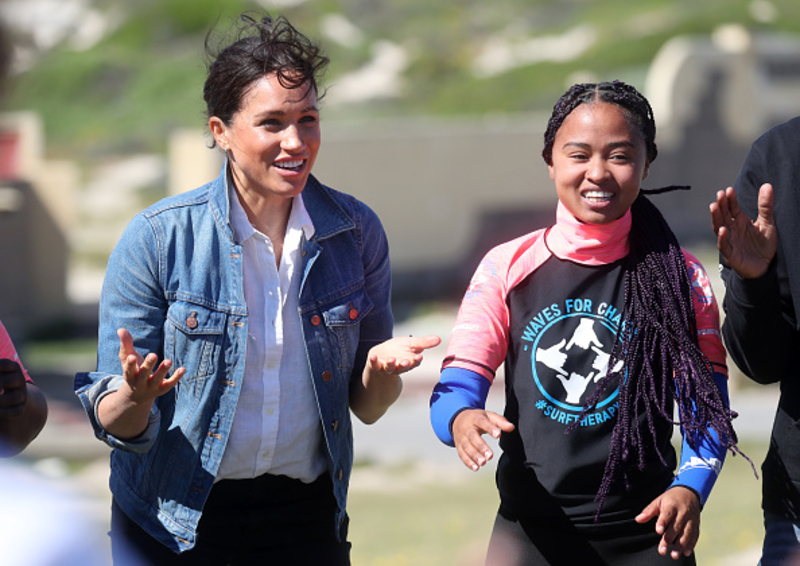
[543,81,743,515]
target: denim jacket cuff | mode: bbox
[75,372,161,453]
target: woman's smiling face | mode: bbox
[210,72,321,205]
[548,101,649,224]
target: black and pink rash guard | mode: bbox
[431,201,729,524]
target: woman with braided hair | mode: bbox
[430,80,742,565]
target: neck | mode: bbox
[234,186,292,266]
[546,201,631,265]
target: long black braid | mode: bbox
[543,81,746,516]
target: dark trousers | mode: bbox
[486,506,697,566]
[110,473,350,566]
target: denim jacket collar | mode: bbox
[208,161,355,245]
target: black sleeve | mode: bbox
[721,131,798,384]
[721,261,791,384]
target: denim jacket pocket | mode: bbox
[321,287,373,371]
[165,301,226,390]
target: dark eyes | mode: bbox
[566,152,630,162]
[260,115,318,128]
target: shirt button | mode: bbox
[311,315,321,326]
[266,408,274,416]
[322,371,332,382]
[186,312,198,329]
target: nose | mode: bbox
[281,125,304,151]
[585,157,609,183]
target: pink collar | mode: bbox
[545,201,631,265]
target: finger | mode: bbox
[655,512,679,557]
[157,365,185,394]
[656,503,677,537]
[709,201,724,235]
[382,358,397,373]
[672,519,698,559]
[456,430,493,470]
[140,352,159,376]
[756,182,775,227]
[635,500,660,524]
[121,353,141,382]
[0,358,22,374]
[453,412,498,469]
[715,224,732,259]
[455,442,483,471]
[149,359,175,384]
[409,335,442,351]
[394,352,429,374]
[0,361,25,388]
[118,328,143,365]
[485,412,515,437]
[456,438,485,470]
[723,185,742,219]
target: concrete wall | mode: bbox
[0,112,74,339]
[165,29,800,302]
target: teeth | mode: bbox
[583,191,613,200]
[275,160,303,170]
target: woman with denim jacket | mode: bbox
[74,13,439,565]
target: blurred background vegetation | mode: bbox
[5,0,800,164]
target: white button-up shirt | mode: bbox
[216,188,327,482]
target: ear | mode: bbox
[209,117,228,150]
[548,164,556,181]
[641,159,650,181]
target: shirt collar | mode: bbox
[546,200,631,265]
[228,183,315,244]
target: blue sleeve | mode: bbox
[74,213,165,453]
[669,372,730,506]
[429,367,491,447]
[349,202,394,382]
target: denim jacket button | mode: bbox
[338,469,343,480]
[311,315,321,326]
[332,419,339,431]
[186,312,198,329]
[348,308,358,320]
[322,371,332,382]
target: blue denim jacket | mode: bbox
[74,165,393,553]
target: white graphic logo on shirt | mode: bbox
[678,456,722,476]
[521,298,625,428]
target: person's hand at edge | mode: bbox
[710,183,777,279]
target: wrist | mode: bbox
[668,484,703,510]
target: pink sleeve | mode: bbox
[443,230,550,382]
[0,320,31,382]
[683,250,728,377]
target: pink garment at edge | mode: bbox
[443,200,728,383]
[0,320,32,382]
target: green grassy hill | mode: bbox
[6,0,800,162]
